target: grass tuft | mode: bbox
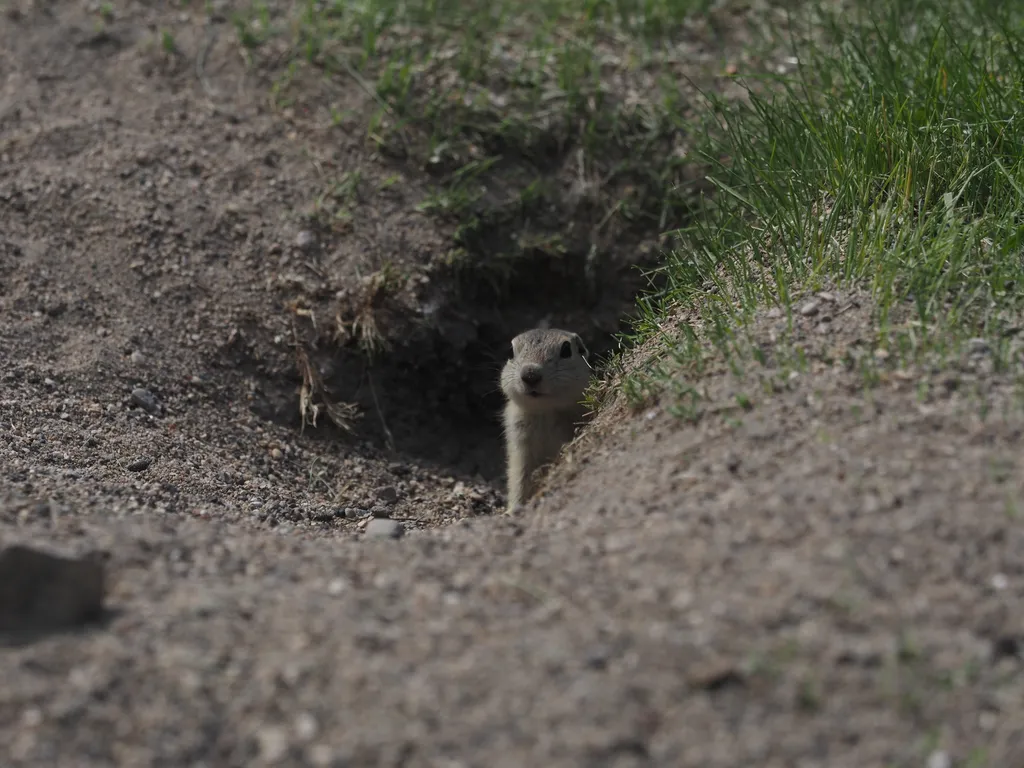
[625,0,1024,408]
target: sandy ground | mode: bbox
[1,1,1022,766]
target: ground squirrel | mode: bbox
[500,328,593,511]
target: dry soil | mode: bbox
[1,2,1022,767]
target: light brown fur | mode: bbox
[499,328,592,511]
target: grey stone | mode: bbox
[375,485,398,504]
[799,299,820,317]
[365,519,404,540]
[130,387,159,413]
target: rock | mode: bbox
[966,337,991,356]
[344,507,367,520]
[295,230,316,251]
[127,457,153,472]
[370,504,390,518]
[375,485,398,504]
[799,299,820,317]
[130,350,146,365]
[256,725,290,762]
[0,545,106,635]
[294,712,318,741]
[365,519,404,539]
[927,751,951,768]
[130,387,159,413]
[43,377,57,390]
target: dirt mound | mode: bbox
[2,1,1021,766]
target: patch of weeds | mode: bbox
[332,264,407,356]
[226,0,765,302]
[622,0,1024,411]
[622,368,666,411]
[313,170,364,232]
[232,1,273,50]
[795,675,823,713]
[160,29,177,55]
[289,306,361,433]
[304,455,334,495]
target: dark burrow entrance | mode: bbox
[242,238,661,489]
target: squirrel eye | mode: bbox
[559,340,572,358]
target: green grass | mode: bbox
[228,0,1024,418]
[622,0,1024,410]
[228,0,780,295]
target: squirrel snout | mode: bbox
[520,366,542,387]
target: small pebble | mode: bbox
[344,507,366,520]
[22,708,43,727]
[127,457,153,472]
[270,448,283,460]
[294,712,318,741]
[926,750,951,768]
[375,485,398,503]
[365,519,404,539]
[309,745,334,767]
[43,377,57,390]
[991,573,1009,590]
[130,387,159,413]
[257,726,290,762]
[130,350,146,365]
[979,711,998,731]
[799,299,820,317]
[295,230,316,251]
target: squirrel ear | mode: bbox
[573,334,590,361]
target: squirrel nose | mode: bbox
[520,367,542,387]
